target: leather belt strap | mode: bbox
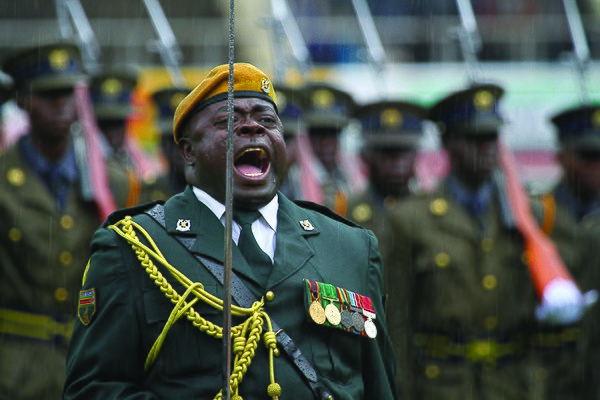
[146,204,333,400]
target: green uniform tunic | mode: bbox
[0,139,130,400]
[385,180,539,400]
[64,187,396,399]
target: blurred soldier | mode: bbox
[541,104,600,399]
[385,84,540,400]
[276,83,322,203]
[300,82,358,215]
[149,86,191,200]
[0,41,130,400]
[90,67,157,206]
[348,100,427,277]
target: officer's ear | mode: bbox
[177,136,196,167]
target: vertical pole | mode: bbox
[222,0,235,398]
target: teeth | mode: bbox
[239,147,267,159]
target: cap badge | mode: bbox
[299,219,315,231]
[313,89,334,109]
[381,108,402,129]
[101,78,123,97]
[474,90,494,111]
[592,109,600,128]
[261,78,271,94]
[176,219,191,232]
[49,49,69,71]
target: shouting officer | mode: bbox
[64,63,396,399]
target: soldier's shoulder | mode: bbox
[292,199,362,229]
[102,200,165,227]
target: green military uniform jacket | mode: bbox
[64,187,396,399]
[385,180,539,400]
[0,138,130,400]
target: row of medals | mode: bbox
[309,298,377,339]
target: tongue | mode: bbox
[237,164,262,176]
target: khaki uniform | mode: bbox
[385,181,539,400]
[0,139,130,400]
[347,188,402,294]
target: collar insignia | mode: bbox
[299,219,314,231]
[176,219,191,232]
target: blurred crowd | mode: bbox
[1,38,600,400]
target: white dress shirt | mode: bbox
[192,186,278,262]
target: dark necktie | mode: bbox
[233,209,272,286]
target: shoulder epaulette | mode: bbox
[102,200,165,227]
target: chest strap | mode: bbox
[145,204,333,400]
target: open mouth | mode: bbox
[234,147,270,177]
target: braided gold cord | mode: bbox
[108,217,281,399]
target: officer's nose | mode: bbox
[237,119,265,137]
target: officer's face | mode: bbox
[558,147,600,201]
[17,87,77,144]
[444,134,498,188]
[178,97,286,209]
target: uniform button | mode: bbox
[7,168,25,186]
[9,227,22,242]
[60,251,73,266]
[60,215,74,230]
[484,316,498,330]
[55,288,68,302]
[351,204,372,223]
[266,291,275,302]
[430,199,448,216]
[481,238,494,252]
[482,274,497,290]
[425,364,440,379]
[435,252,450,268]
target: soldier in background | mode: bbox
[385,84,540,400]
[0,41,130,400]
[540,104,600,399]
[300,82,358,215]
[90,67,158,206]
[149,86,191,200]
[348,100,427,279]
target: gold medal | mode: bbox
[325,301,341,326]
[309,300,326,324]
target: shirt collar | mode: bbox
[19,135,79,182]
[191,186,279,230]
[447,174,494,212]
